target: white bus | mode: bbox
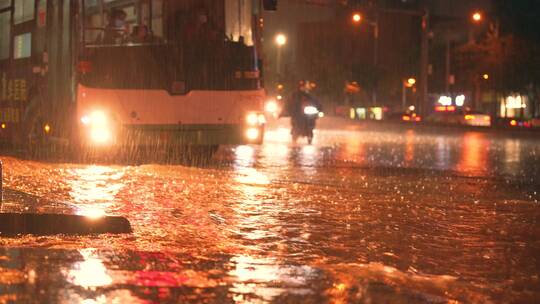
[0,0,270,161]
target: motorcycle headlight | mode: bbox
[304,106,319,115]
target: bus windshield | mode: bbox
[83,0,164,46]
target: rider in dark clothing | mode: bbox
[283,81,322,143]
[287,82,321,117]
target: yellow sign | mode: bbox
[1,73,28,102]
[0,108,21,123]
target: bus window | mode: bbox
[14,0,35,24]
[0,11,10,60]
[84,0,163,46]
[151,0,163,37]
[225,0,254,46]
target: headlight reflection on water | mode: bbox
[64,249,112,289]
[68,166,125,219]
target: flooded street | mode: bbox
[1,119,540,303]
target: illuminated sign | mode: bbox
[1,73,29,102]
[505,95,526,109]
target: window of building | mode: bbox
[14,32,31,59]
[0,11,10,60]
[14,0,35,24]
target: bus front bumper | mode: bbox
[79,124,265,148]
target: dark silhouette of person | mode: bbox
[182,6,223,88]
[103,9,128,44]
[129,25,161,44]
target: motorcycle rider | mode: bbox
[283,81,322,144]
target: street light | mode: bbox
[275,33,287,46]
[352,13,362,23]
[275,33,287,79]
[351,12,379,105]
[472,11,483,23]
[402,77,416,110]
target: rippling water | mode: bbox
[1,122,539,303]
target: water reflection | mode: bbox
[261,143,289,167]
[434,136,452,170]
[67,166,125,217]
[229,255,314,302]
[403,130,415,165]
[502,139,522,176]
[299,145,319,176]
[455,132,489,175]
[64,249,112,288]
[341,136,365,164]
[229,144,318,302]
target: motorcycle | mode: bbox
[291,104,321,144]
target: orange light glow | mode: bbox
[465,115,475,120]
[482,74,489,80]
[435,106,447,112]
[246,128,260,140]
[275,33,287,46]
[447,106,456,112]
[483,116,490,121]
[352,13,362,23]
[510,119,517,126]
[472,12,482,22]
[456,132,488,175]
[402,115,411,121]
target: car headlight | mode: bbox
[304,106,319,115]
[265,100,278,113]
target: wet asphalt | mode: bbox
[0,118,539,303]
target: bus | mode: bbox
[0,0,271,160]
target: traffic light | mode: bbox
[263,0,277,11]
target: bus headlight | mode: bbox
[80,110,113,144]
[246,112,266,126]
[90,127,112,144]
[246,113,258,125]
[81,110,108,127]
[246,128,260,140]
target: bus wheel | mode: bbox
[179,145,219,166]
